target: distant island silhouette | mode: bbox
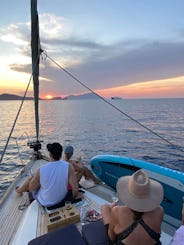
[0,93,102,100]
[0,93,33,100]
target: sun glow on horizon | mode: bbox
[45,94,54,100]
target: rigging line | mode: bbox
[45,52,184,154]
[0,75,33,164]
[0,48,42,164]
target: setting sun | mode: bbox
[45,94,53,100]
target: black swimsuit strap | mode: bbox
[116,218,161,244]
[139,219,161,242]
[116,220,139,240]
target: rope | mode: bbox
[0,49,42,164]
[0,75,33,164]
[43,51,184,154]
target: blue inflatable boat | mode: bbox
[91,155,184,229]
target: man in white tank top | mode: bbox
[16,142,79,207]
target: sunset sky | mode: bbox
[0,0,184,99]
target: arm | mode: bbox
[108,206,117,242]
[71,160,84,169]
[68,163,79,198]
[28,169,41,192]
[101,202,117,225]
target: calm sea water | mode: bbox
[0,98,184,198]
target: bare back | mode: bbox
[109,205,163,245]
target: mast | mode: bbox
[30,0,42,157]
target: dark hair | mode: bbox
[47,142,63,160]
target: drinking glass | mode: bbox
[112,196,119,204]
[65,201,72,210]
[80,206,86,225]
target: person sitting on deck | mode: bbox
[16,142,80,209]
[101,169,164,245]
[64,145,100,184]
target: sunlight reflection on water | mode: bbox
[0,98,184,197]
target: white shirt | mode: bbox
[36,160,69,206]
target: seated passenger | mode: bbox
[16,142,79,208]
[64,145,100,184]
[101,169,164,245]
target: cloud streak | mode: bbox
[36,39,184,95]
[1,13,184,96]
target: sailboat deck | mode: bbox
[0,159,46,244]
[0,180,29,244]
[0,158,114,244]
[0,195,27,245]
[0,158,174,245]
[36,183,115,236]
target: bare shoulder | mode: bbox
[69,159,78,165]
[68,162,75,172]
[112,206,134,227]
[144,206,164,218]
[113,205,130,210]
[112,205,131,216]
[152,206,164,215]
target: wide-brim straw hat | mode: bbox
[116,169,164,212]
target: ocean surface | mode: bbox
[0,98,184,198]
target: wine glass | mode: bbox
[111,196,119,204]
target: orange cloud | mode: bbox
[95,76,184,98]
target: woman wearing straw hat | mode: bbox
[101,169,164,245]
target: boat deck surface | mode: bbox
[0,159,114,244]
[0,158,174,245]
[0,159,44,245]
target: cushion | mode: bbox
[28,224,86,245]
[82,220,108,245]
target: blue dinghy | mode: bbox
[90,155,184,230]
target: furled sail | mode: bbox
[29,0,42,158]
[31,0,40,142]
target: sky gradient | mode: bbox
[0,0,184,99]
